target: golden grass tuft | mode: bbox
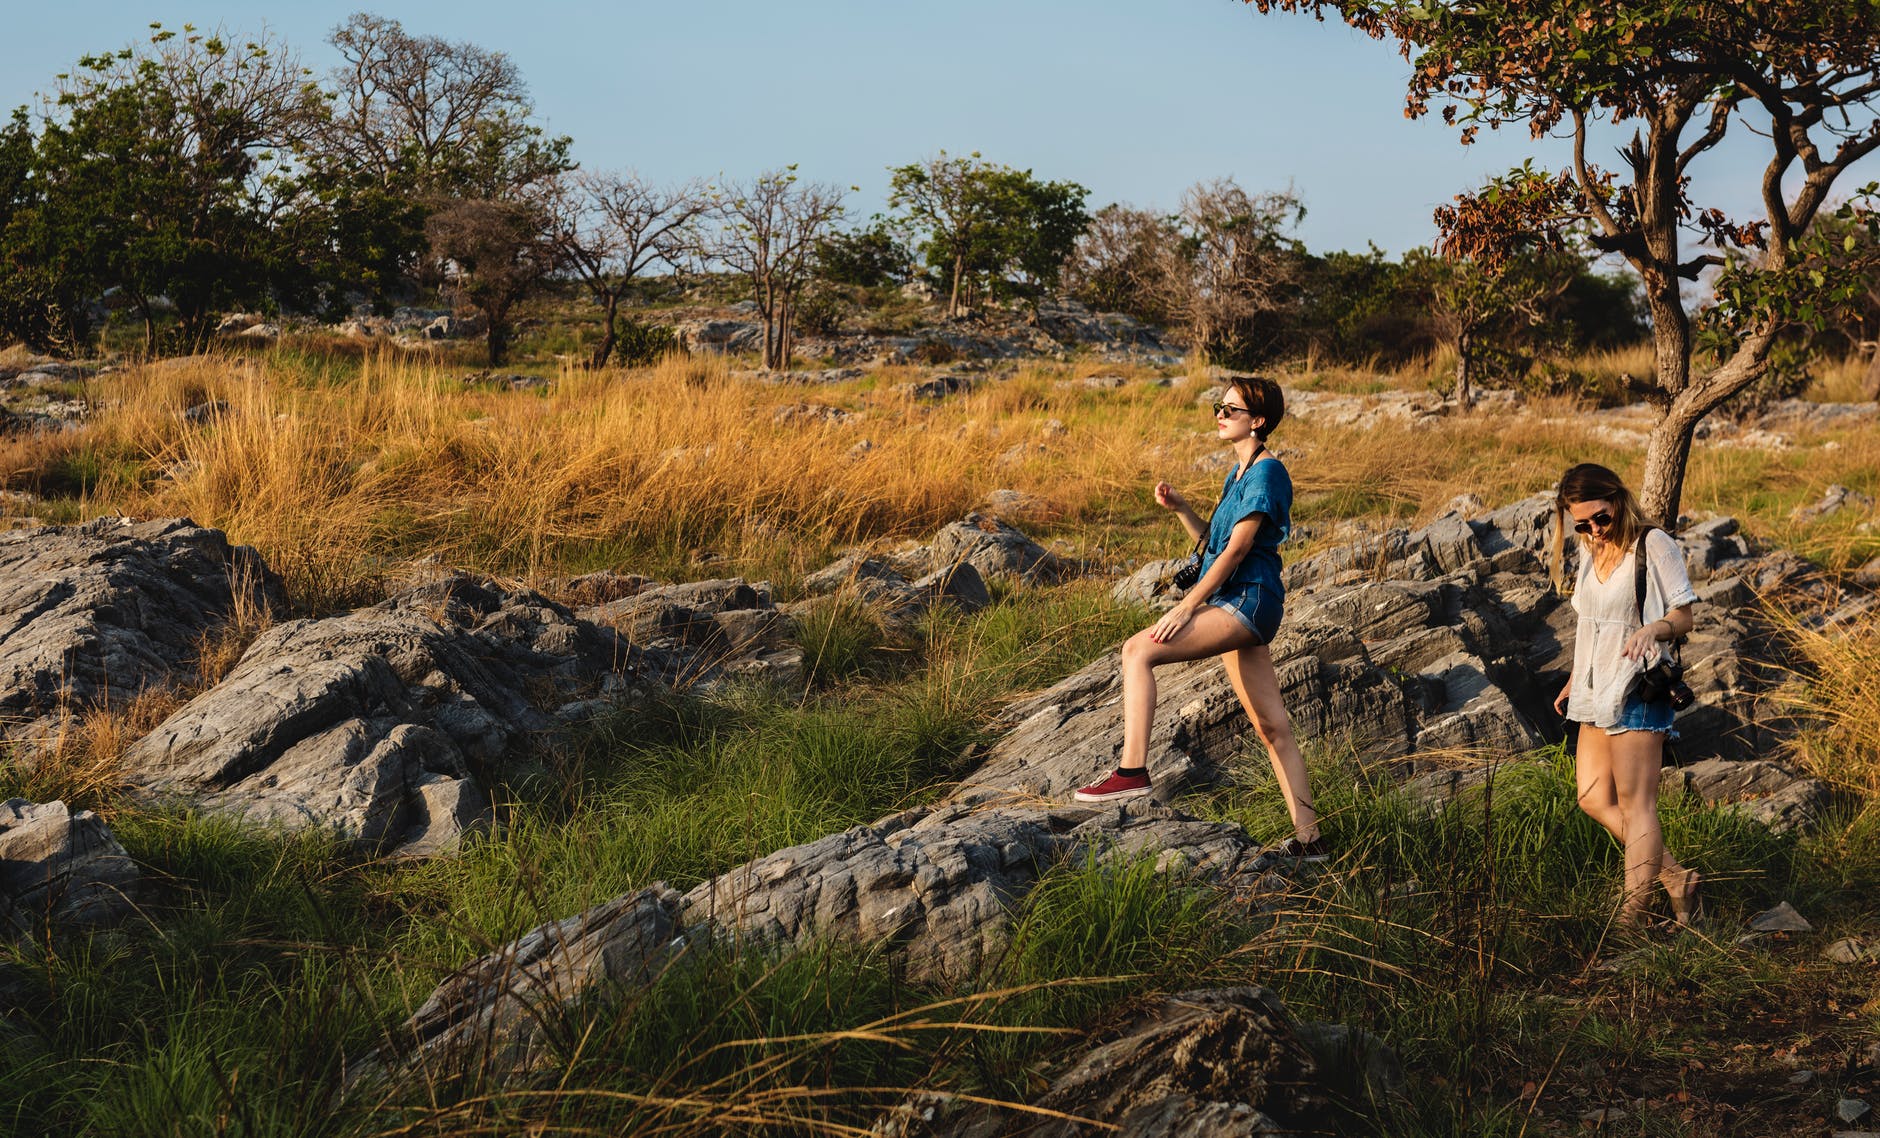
[1775,607,1880,800]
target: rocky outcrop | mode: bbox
[385,885,684,1079]
[929,512,1066,584]
[878,988,1344,1137]
[0,799,140,939]
[386,799,1281,1075]
[799,553,992,634]
[122,574,646,855]
[0,517,284,740]
[576,577,806,689]
[1664,758,1831,835]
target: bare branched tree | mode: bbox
[316,12,567,196]
[1146,179,1305,366]
[705,169,845,370]
[544,170,706,368]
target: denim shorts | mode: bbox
[1207,584,1282,645]
[1606,690,1677,736]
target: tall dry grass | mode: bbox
[1776,608,1880,800]
[5,340,1874,610]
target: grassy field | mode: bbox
[2,339,1878,1135]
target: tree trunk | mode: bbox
[590,291,619,369]
[1864,343,1880,401]
[1454,330,1474,408]
[948,251,964,319]
[487,305,511,367]
[1637,327,1777,525]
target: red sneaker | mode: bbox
[1074,767,1153,803]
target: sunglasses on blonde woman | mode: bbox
[1572,510,1614,535]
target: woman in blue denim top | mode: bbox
[1075,375,1325,862]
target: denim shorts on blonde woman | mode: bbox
[1605,690,1677,736]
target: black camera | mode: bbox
[1171,555,1201,591]
[1635,658,1695,711]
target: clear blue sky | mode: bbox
[0,1,1842,257]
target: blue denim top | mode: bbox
[1198,455,1291,598]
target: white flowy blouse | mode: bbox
[1564,528,1699,730]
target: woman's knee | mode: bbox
[1250,709,1294,750]
[1120,630,1160,668]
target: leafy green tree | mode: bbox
[887,153,1089,317]
[22,25,323,352]
[424,196,558,367]
[1249,0,1880,521]
[303,12,572,318]
[1404,243,1583,406]
[814,222,911,288]
[0,108,98,354]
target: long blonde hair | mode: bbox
[1549,462,1658,594]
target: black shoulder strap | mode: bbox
[1633,528,1653,626]
[1634,526,1685,657]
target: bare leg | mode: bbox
[1222,644,1319,843]
[1119,607,1256,771]
[1577,725,1696,925]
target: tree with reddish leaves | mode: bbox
[1248,0,1880,523]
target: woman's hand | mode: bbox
[1153,481,1188,512]
[1150,603,1196,643]
[1553,680,1572,716]
[1622,621,1665,662]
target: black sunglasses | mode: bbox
[1572,510,1614,535]
[1212,402,1252,419]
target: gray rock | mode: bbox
[929,512,1064,584]
[1111,558,1187,612]
[1747,901,1813,934]
[1663,759,1830,835]
[0,799,140,939]
[772,401,860,426]
[124,574,641,854]
[683,800,1268,984]
[382,885,683,1079]
[0,517,285,740]
[1793,484,1875,523]
[1824,937,1874,964]
[1024,988,1326,1137]
[1841,1099,1874,1125]
[899,373,978,400]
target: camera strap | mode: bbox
[1183,444,1266,562]
[1633,528,1684,664]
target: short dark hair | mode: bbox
[1226,374,1285,440]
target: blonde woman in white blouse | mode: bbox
[1548,463,1701,928]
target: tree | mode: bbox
[313,13,569,198]
[304,13,572,312]
[29,25,323,350]
[887,152,1089,317]
[1148,179,1306,366]
[1404,244,1581,406]
[424,197,558,366]
[704,169,845,370]
[814,222,912,288]
[1064,203,1176,320]
[0,108,97,354]
[544,170,705,368]
[1248,0,1880,522]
